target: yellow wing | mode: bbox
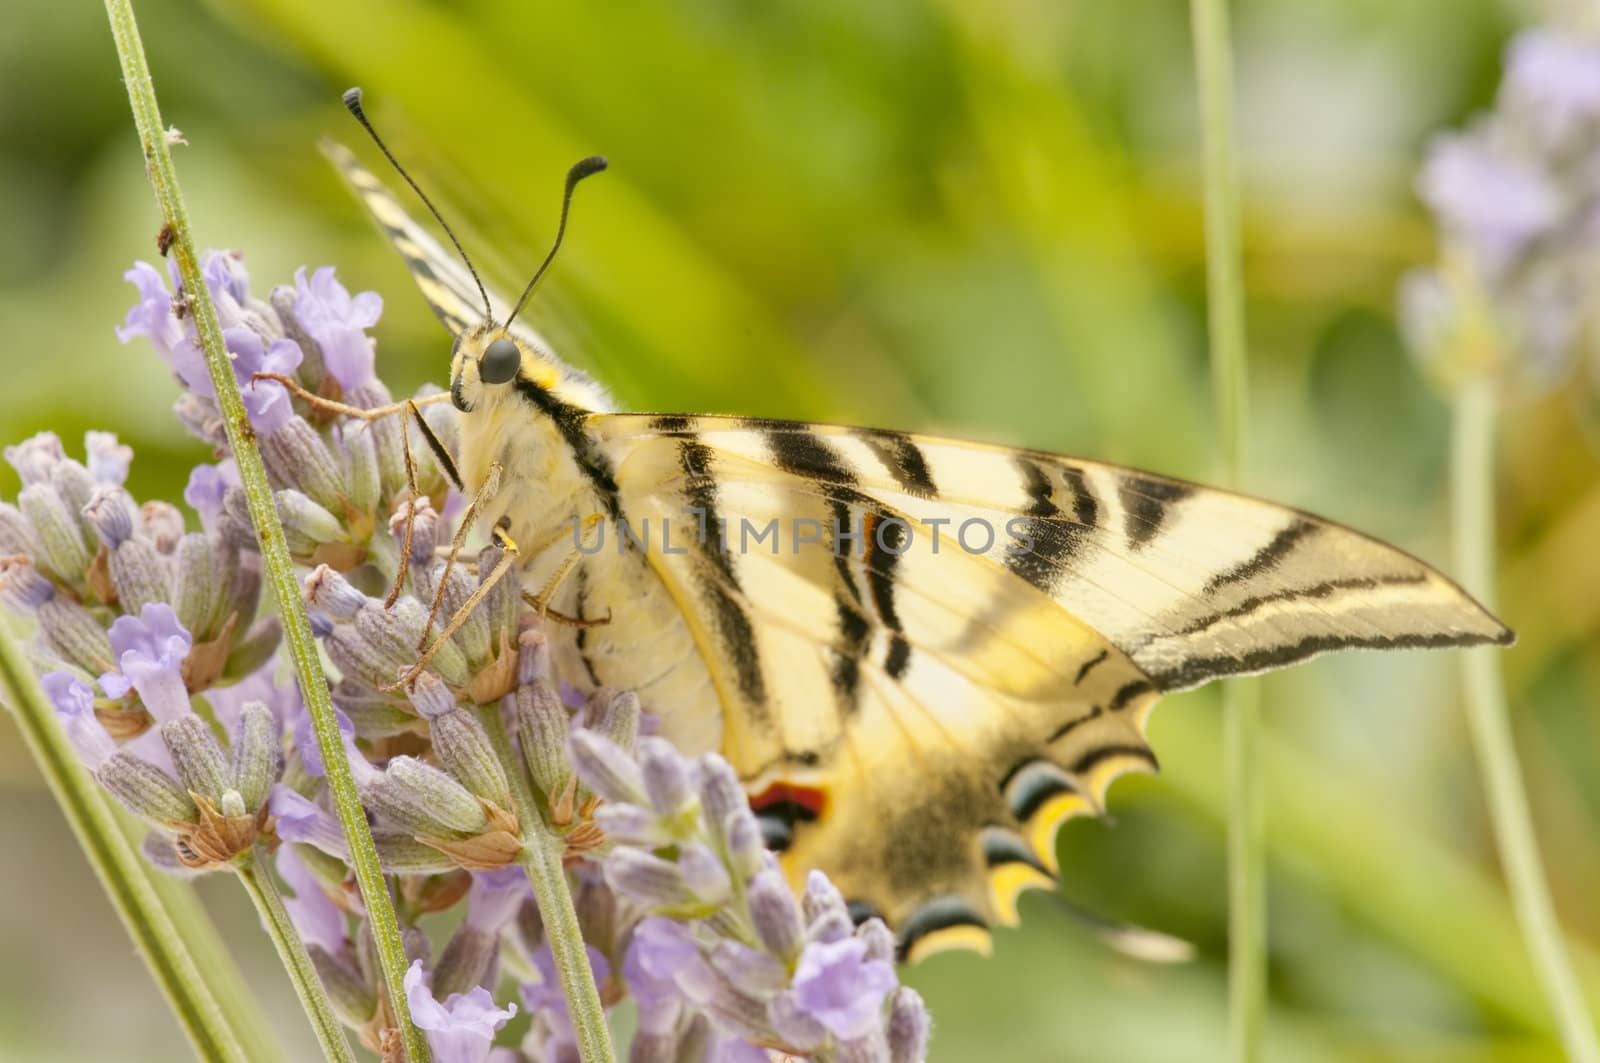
[590,414,1510,959]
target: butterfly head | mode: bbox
[340,88,606,413]
[448,325,561,413]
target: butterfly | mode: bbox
[326,96,1511,964]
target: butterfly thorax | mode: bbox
[450,326,725,756]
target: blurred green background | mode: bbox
[2,0,1597,1060]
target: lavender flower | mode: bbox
[291,266,383,393]
[6,248,941,1059]
[571,733,929,1061]
[1402,23,1600,395]
[42,671,116,770]
[405,959,518,1063]
[99,603,193,723]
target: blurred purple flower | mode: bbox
[292,266,382,392]
[405,959,517,1063]
[292,704,364,781]
[522,943,610,1051]
[1504,29,1600,148]
[43,670,115,770]
[183,460,239,533]
[624,916,700,1032]
[268,784,350,860]
[1417,132,1560,274]
[99,603,192,723]
[464,867,529,933]
[788,935,897,1042]
[275,842,346,954]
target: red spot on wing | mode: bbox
[750,782,828,819]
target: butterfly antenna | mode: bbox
[342,87,495,325]
[504,156,608,329]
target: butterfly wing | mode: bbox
[590,414,1510,958]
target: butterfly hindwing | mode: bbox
[590,413,1510,956]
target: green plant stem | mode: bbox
[0,622,250,1063]
[100,3,430,1059]
[236,855,358,1063]
[110,809,288,1063]
[478,706,616,1062]
[1189,1,1263,1060]
[1452,377,1600,1063]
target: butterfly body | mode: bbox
[329,140,1513,961]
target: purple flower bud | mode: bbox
[4,433,65,486]
[511,681,571,801]
[567,729,647,806]
[337,422,381,517]
[184,461,239,534]
[304,564,367,621]
[276,843,347,954]
[407,673,455,720]
[259,418,342,513]
[49,461,98,541]
[678,842,732,904]
[230,702,280,811]
[709,939,787,995]
[83,485,134,547]
[20,483,91,582]
[276,490,348,557]
[365,756,488,837]
[603,848,695,909]
[586,688,642,753]
[97,751,196,825]
[724,812,765,882]
[516,628,550,686]
[0,501,44,559]
[886,987,930,1063]
[638,736,696,820]
[697,754,747,832]
[84,431,133,486]
[747,868,805,962]
[162,714,229,802]
[803,868,849,927]
[0,555,54,609]
[593,803,667,847]
[100,603,193,722]
[857,918,896,966]
[790,936,897,1042]
[268,784,349,859]
[292,266,383,393]
[140,501,187,554]
[430,706,511,808]
[405,959,518,1063]
[43,671,115,770]
[768,991,828,1054]
[37,593,115,674]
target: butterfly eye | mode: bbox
[479,337,521,384]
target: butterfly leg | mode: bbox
[384,400,464,608]
[252,372,451,424]
[519,515,612,629]
[384,524,521,692]
[417,462,503,649]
